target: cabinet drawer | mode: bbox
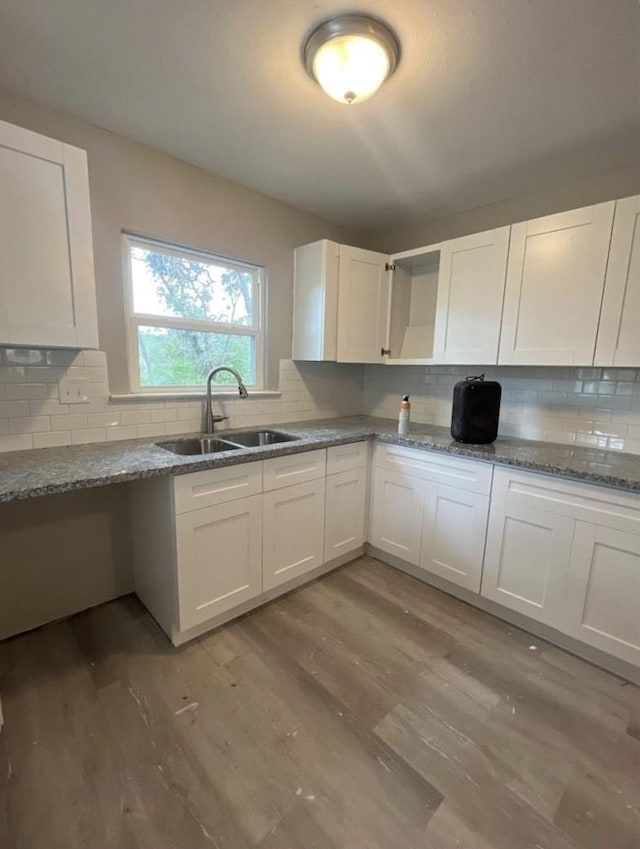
[174,461,262,514]
[327,440,369,475]
[263,449,326,492]
[492,468,640,533]
[374,443,493,495]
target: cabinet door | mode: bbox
[324,467,367,562]
[498,202,614,365]
[176,495,262,631]
[336,245,390,363]
[481,498,574,626]
[420,484,489,592]
[263,478,325,591]
[0,119,98,348]
[594,195,640,367]
[433,227,510,365]
[565,522,640,665]
[292,239,339,361]
[370,467,424,566]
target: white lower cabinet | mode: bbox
[132,439,639,672]
[370,466,425,566]
[564,523,640,665]
[421,484,489,592]
[324,467,367,561]
[132,444,372,645]
[176,495,262,631]
[481,497,575,625]
[481,467,640,667]
[263,478,326,591]
[370,445,491,586]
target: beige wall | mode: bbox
[364,163,640,252]
[0,85,358,392]
[0,484,133,640]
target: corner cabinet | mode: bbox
[481,467,640,667]
[370,444,492,592]
[292,228,510,366]
[498,201,615,365]
[0,119,99,349]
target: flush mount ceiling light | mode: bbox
[303,14,399,105]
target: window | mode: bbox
[123,234,263,391]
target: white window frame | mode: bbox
[122,233,265,393]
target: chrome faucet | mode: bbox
[204,366,249,434]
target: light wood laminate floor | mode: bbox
[0,556,638,849]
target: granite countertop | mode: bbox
[1,415,640,503]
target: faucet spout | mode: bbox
[204,366,249,434]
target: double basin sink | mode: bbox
[157,429,299,456]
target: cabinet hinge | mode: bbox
[385,262,396,271]
[380,347,391,357]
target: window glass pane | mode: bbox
[137,326,255,388]
[130,245,255,326]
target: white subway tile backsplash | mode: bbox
[0,434,33,451]
[363,364,640,454]
[105,426,138,441]
[71,427,108,445]
[87,412,122,428]
[0,352,363,453]
[5,383,49,400]
[2,349,639,454]
[50,414,89,430]
[9,416,50,434]
[32,430,73,449]
[0,400,29,418]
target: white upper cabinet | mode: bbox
[292,239,340,361]
[336,245,390,363]
[498,201,615,365]
[292,240,389,363]
[384,243,441,363]
[0,119,98,349]
[432,227,510,365]
[594,195,640,367]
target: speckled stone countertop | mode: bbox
[1,416,640,503]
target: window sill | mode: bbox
[110,390,281,403]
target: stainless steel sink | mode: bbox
[157,437,245,456]
[223,430,299,447]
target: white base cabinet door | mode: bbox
[421,484,489,592]
[565,523,640,666]
[499,201,614,365]
[0,119,98,348]
[263,478,326,591]
[176,495,263,632]
[481,498,574,626]
[324,467,367,561]
[370,467,425,566]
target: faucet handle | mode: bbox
[211,415,228,423]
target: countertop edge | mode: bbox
[1,419,639,502]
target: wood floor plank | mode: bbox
[0,555,638,849]
[374,702,582,849]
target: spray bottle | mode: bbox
[398,395,411,435]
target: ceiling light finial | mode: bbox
[303,14,399,105]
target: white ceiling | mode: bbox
[0,0,638,229]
